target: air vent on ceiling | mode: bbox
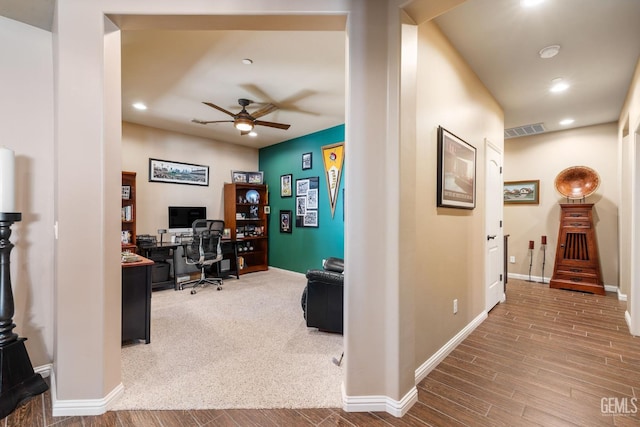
[504,123,546,139]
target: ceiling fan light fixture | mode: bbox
[521,0,544,8]
[234,117,254,132]
[550,78,570,93]
[539,45,560,59]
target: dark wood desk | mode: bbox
[121,255,153,344]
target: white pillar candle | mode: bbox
[0,147,15,213]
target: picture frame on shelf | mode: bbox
[302,152,312,170]
[121,185,131,200]
[504,180,540,204]
[280,174,293,197]
[247,171,264,184]
[280,210,292,233]
[436,126,476,209]
[231,170,248,183]
[149,158,209,186]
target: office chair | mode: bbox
[180,219,224,294]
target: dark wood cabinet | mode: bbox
[549,204,605,295]
[224,183,268,274]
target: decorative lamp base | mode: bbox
[0,338,48,419]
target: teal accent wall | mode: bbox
[259,125,345,273]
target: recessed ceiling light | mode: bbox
[559,118,575,126]
[132,102,147,110]
[241,58,253,65]
[539,45,560,59]
[248,131,257,137]
[550,78,570,93]
[521,0,544,7]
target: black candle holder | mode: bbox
[539,244,547,284]
[0,212,48,419]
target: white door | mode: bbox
[485,140,504,311]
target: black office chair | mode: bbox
[180,219,224,294]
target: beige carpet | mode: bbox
[111,268,343,410]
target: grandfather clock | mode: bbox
[549,203,605,295]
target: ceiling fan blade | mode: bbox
[254,120,291,130]
[250,103,278,119]
[191,119,234,125]
[202,102,236,118]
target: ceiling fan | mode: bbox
[191,98,291,135]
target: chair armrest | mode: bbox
[306,269,344,286]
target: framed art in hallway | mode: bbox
[504,180,540,204]
[436,126,476,209]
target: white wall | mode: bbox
[408,19,504,367]
[122,122,258,235]
[0,16,54,368]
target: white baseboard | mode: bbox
[414,310,487,384]
[341,309,487,417]
[342,382,418,417]
[508,274,624,300]
[267,266,305,278]
[49,368,125,417]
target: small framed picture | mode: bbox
[247,171,264,184]
[296,196,307,216]
[121,185,131,200]
[280,174,293,197]
[280,210,292,233]
[222,228,231,239]
[302,152,312,170]
[264,205,271,214]
[231,170,248,183]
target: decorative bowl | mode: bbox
[245,189,260,204]
[554,166,600,199]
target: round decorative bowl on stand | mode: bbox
[554,166,600,200]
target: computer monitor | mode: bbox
[168,206,206,232]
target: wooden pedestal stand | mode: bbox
[0,213,48,419]
[549,204,605,295]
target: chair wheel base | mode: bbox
[190,289,197,294]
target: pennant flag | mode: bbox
[321,142,345,218]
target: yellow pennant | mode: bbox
[321,142,345,218]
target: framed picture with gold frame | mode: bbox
[504,180,540,204]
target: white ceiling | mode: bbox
[2,0,640,147]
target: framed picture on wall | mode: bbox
[280,174,293,197]
[149,158,209,186]
[295,176,319,228]
[302,152,312,170]
[504,180,540,204]
[280,210,292,233]
[436,126,476,209]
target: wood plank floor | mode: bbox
[3,279,639,426]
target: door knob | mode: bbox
[487,234,497,240]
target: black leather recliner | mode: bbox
[301,257,344,334]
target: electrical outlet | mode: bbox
[453,299,458,314]
[509,255,516,263]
